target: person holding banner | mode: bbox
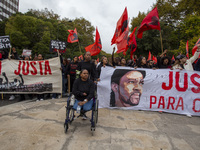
[8,47,19,101]
[110,69,146,107]
[36,54,45,101]
[171,55,183,70]
[179,45,200,71]
[136,56,149,68]
[11,47,19,60]
[96,56,110,80]
[66,56,79,93]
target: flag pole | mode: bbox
[160,30,163,53]
[78,41,82,54]
[8,47,11,59]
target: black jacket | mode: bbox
[72,78,95,101]
[77,61,97,81]
[66,62,78,78]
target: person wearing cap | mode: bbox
[179,45,200,71]
[67,58,71,62]
[171,55,183,70]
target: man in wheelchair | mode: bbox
[72,69,95,119]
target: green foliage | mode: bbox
[3,8,96,59]
[128,0,200,59]
[2,1,199,59]
[0,21,6,36]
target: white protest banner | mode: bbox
[22,49,32,56]
[0,57,62,94]
[97,66,200,116]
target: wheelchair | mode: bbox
[64,94,99,136]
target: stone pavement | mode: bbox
[0,98,199,150]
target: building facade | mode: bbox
[0,0,19,21]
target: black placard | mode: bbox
[49,40,67,53]
[0,35,11,50]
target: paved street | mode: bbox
[0,98,199,150]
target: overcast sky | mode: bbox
[19,0,157,54]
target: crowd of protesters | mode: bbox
[0,45,200,102]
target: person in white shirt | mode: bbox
[179,46,200,71]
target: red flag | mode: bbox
[152,55,157,64]
[128,27,137,59]
[147,51,152,61]
[192,38,200,58]
[137,7,160,39]
[115,25,129,54]
[186,40,189,59]
[97,58,99,63]
[172,55,175,61]
[85,27,102,56]
[67,28,79,43]
[78,55,83,60]
[111,7,128,45]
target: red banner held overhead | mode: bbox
[192,38,200,58]
[67,28,79,43]
[85,27,102,56]
[172,55,175,61]
[152,55,157,64]
[78,55,83,60]
[137,7,160,39]
[116,25,129,54]
[111,7,128,45]
[128,27,137,59]
[147,51,152,61]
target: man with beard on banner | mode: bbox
[110,69,146,107]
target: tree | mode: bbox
[128,0,200,59]
[4,8,95,58]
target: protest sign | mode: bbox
[22,49,32,56]
[49,40,67,53]
[0,35,11,50]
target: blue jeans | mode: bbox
[73,99,93,111]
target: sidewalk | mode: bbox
[0,98,199,150]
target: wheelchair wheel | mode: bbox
[91,100,98,136]
[95,100,99,124]
[91,114,96,136]
[64,123,68,133]
[67,106,74,123]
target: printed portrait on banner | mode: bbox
[110,69,146,107]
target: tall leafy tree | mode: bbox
[4,8,95,58]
